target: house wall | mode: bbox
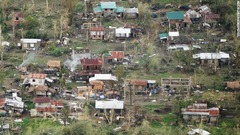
[124,13,138,19]
[29,78,45,86]
[22,43,39,50]
[35,103,51,108]
[116,33,130,38]
[90,31,105,40]
[103,9,115,17]
[82,65,102,71]
[200,59,219,66]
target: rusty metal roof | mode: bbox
[28,73,47,79]
[80,58,103,65]
[33,97,50,103]
[89,27,105,31]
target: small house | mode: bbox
[105,51,125,64]
[80,58,103,71]
[95,99,124,117]
[159,33,169,42]
[89,26,105,40]
[193,52,230,67]
[47,60,61,69]
[182,103,220,123]
[93,2,117,17]
[28,85,55,97]
[204,13,220,26]
[0,93,24,115]
[23,73,47,86]
[115,28,131,38]
[32,97,57,117]
[19,38,41,51]
[124,7,139,19]
[166,11,184,31]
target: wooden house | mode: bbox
[166,11,184,31]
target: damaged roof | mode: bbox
[89,27,105,31]
[108,51,125,59]
[80,58,103,65]
[47,60,61,68]
[28,73,47,79]
[33,97,51,103]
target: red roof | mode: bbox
[51,100,64,107]
[28,73,47,79]
[0,98,5,108]
[33,97,51,103]
[89,27,105,31]
[36,107,57,112]
[129,80,147,86]
[209,109,220,116]
[183,16,192,23]
[109,51,125,59]
[80,58,103,65]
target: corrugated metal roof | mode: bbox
[100,2,116,9]
[80,58,103,65]
[129,80,147,86]
[109,51,125,59]
[159,33,169,39]
[115,7,124,13]
[95,99,124,109]
[115,28,131,34]
[47,60,61,68]
[93,5,102,13]
[166,11,184,20]
[124,7,139,13]
[20,39,41,43]
[33,97,50,103]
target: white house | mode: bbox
[20,38,41,51]
[24,73,47,86]
[89,74,117,82]
[115,28,131,38]
[95,99,124,109]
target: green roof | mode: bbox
[115,7,124,13]
[100,2,116,9]
[159,33,168,39]
[166,12,184,20]
[93,5,102,13]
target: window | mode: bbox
[86,66,90,70]
[95,66,98,70]
[33,79,35,82]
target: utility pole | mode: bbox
[0,25,3,63]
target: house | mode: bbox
[45,60,61,74]
[19,38,41,51]
[75,58,103,82]
[166,11,184,31]
[185,9,201,23]
[105,51,125,64]
[182,103,220,123]
[124,7,139,19]
[77,86,93,99]
[193,52,230,66]
[168,31,179,40]
[159,33,169,42]
[95,99,124,117]
[28,85,56,97]
[115,28,131,38]
[89,26,105,40]
[0,93,24,115]
[124,24,144,38]
[80,58,103,71]
[204,13,220,26]
[32,97,61,117]
[23,73,47,86]
[197,5,211,15]
[89,74,117,82]
[167,44,201,51]
[93,2,124,17]
[71,48,91,60]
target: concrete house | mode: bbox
[28,85,55,97]
[115,28,131,38]
[193,52,230,67]
[89,26,105,40]
[93,2,124,17]
[23,73,47,86]
[182,103,220,123]
[0,93,24,115]
[19,38,41,51]
[105,51,125,63]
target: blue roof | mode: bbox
[100,2,117,9]
[115,7,124,13]
[166,12,184,20]
[93,5,102,13]
[159,33,169,39]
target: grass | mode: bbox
[143,104,161,114]
[161,113,176,126]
